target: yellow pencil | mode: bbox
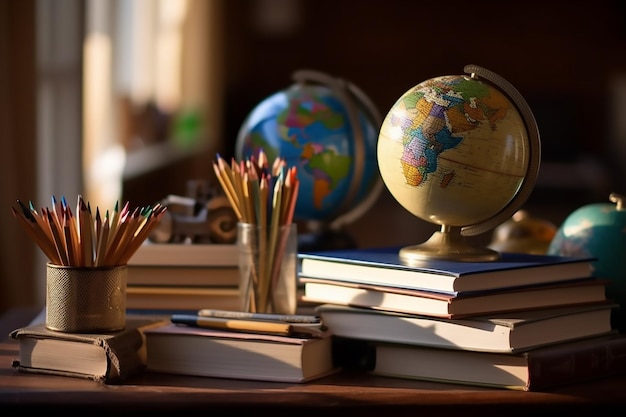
[230,159,248,222]
[214,157,243,220]
[258,175,269,308]
[62,212,76,266]
[213,162,242,220]
[44,207,69,266]
[262,176,283,312]
[94,210,110,267]
[77,196,94,267]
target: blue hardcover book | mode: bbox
[298,246,595,294]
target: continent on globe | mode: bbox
[301,142,352,210]
[396,76,510,188]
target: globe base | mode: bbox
[399,228,500,264]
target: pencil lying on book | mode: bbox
[197,309,321,324]
[170,314,324,338]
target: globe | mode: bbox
[488,210,557,255]
[236,70,382,233]
[377,65,541,263]
[548,193,626,331]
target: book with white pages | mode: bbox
[301,276,608,318]
[317,303,617,353]
[128,243,238,267]
[298,246,594,294]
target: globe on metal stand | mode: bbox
[377,65,541,264]
[399,225,500,264]
[236,69,384,251]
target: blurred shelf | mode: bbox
[122,141,211,180]
[535,158,611,200]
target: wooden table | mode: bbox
[2,307,626,415]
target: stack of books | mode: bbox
[298,246,626,391]
[9,309,337,385]
[126,243,240,312]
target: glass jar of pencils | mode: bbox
[237,222,298,315]
[46,263,127,333]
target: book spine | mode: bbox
[526,336,626,390]
[11,362,109,383]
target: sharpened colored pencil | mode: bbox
[12,197,165,267]
[212,152,299,313]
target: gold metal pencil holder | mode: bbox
[45,263,127,333]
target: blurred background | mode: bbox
[2,0,625,314]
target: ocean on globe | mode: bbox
[377,74,530,229]
[236,75,380,224]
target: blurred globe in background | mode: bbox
[236,70,382,233]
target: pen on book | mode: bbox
[171,314,323,338]
[197,309,321,324]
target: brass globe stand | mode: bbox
[399,225,500,265]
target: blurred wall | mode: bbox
[0,0,38,315]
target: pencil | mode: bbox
[62,210,76,266]
[115,206,144,264]
[171,314,293,336]
[45,207,69,265]
[213,162,242,220]
[171,314,323,338]
[27,201,54,245]
[94,206,102,256]
[230,158,248,222]
[197,309,320,324]
[77,196,94,267]
[13,197,166,268]
[260,174,283,312]
[106,200,122,257]
[94,210,110,267]
[11,205,60,264]
[118,204,168,265]
[210,152,300,313]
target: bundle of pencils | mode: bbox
[11,195,167,267]
[212,151,300,312]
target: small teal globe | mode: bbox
[548,193,626,331]
[236,71,381,225]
